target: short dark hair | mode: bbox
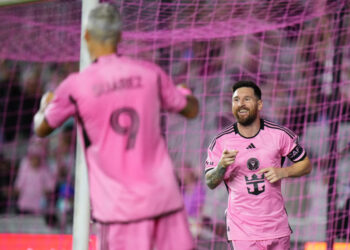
[232,80,262,100]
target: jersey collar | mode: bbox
[233,119,265,138]
[93,53,119,64]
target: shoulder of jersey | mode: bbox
[263,119,297,139]
[63,72,80,84]
[126,57,159,71]
[208,124,235,151]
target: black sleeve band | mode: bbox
[287,144,306,162]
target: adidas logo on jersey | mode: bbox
[246,143,256,149]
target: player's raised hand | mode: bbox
[258,167,287,183]
[176,83,192,96]
[218,149,238,168]
[34,91,55,137]
[39,91,54,111]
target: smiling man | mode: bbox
[205,80,312,250]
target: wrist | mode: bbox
[282,168,289,178]
[217,163,228,170]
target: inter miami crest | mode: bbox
[247,157,259,171]
[246,158,264,195]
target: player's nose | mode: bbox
[238,99,246,106]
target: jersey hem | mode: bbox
[92,206,184,224]
[228,232,291,241]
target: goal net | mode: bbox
[0,0,349,249]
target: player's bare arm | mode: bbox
[34,92,55,137]
[258,156,312,183]
[205,149,238,189]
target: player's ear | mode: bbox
[84,30,90,42]
[258,99,263,111]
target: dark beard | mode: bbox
[234,107,258,126]
[237,114,257,126]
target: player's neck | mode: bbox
[237,118,261,138]
[91,44,117,61]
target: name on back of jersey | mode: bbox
[93,75,143,96]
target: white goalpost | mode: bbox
[72,0,99,250]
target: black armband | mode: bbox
[287,144,306,162]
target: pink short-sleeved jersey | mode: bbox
[45,54,187,223]
[205,119,306,240]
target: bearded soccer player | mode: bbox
[34,3,197,250]
[205,80,311,250]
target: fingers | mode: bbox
[223,149,238,157]
[40,92,54,111]
[261,169,275,183]
[267,177,278,183]
[177,84,192,96]
[220,149,238,168]
[258,168,269,174]
[259,168,283,183]
[265,173,277,183]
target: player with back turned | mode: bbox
[205,80,311,250]
[34,3,198,250]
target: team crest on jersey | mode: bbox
[247,158,259,171]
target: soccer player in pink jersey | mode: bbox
[33,3,198,250]
[205,80,312,250]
